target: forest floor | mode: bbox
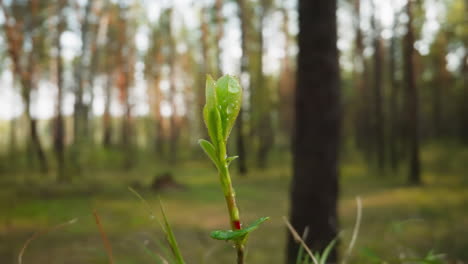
[0,144,467,264]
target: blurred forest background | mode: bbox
[0,0,467,263]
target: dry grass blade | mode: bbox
[93,210,114,264]
[342,196,363,264]
[18,218,77,264]
[283,216,319,264]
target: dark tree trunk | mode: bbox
[371,1,385,171]
[287,0,340,263]
[461,53,468,144]
[236,0,249,175]
[403,0,421,185]
[27,104,48,174]
[54,2,66,182]
[74,0,92,145]
[388,19,400,172]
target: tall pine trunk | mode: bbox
[236,0,249,175]
[388,18,400,172]
[403,0,421,185]
[287,0,340,262]
[255,0,274,169]
[371,1,385,171]
[54,1,66,182]
[460,53,468,144]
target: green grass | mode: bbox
[0,144,467,263]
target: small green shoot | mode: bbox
[199,74,269,264]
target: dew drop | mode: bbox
[228,82,239,93]
[226,105,233,115]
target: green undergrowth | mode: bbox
[0,144,467,263]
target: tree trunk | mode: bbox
[0,1,48,174]
[388,17,400,172]
[403,0,421,185]
[371,0,385,171]
[278,7,295,144]
[167,8,179,165]
[255,0,274,169]
[74,0,92,144]
[287,0,340,263]
[460,53,468,144]
[214,0,223,77]
[236,0,249,175]
[54,2,66,182]
[199,7,211,139]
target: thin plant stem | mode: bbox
[218,143,244,264]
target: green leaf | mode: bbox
[226,156,239,166]
[210,217,269,241]
[215,75,242,141]
[199,139,219,168]
[203,75,223,147]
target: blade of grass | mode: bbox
[342,196,363,264]
[295,227,309,264]
[319,238,337,264]
[18,218,77,264]
[93,210,114,264]
[159,199,186,264]
[128,187,176,263]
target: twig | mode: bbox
[283,216,319,264]
[342,196,363,264]
[93,210,114,264]
[18,218,77,264]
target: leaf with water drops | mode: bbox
[215,75,242,141]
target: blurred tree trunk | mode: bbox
[74,0,92,142]
[199,7,211,139]
[371,0,385,171]
[0,0,49,173]
[167,8,179,164]
[236,0,249,175]
[278,7,295,145]
[214,0,223,77]
[8,77,18,167]
[461,53,468,144]
[255,0,274,169]
[115,6,135,170]
[287,0,340,263]
[403,0,421,185]
[388,12,401,172]
[429,32,450,139]
[54,0,66,182]
[352,0,372,161]
[72,0,93,173]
